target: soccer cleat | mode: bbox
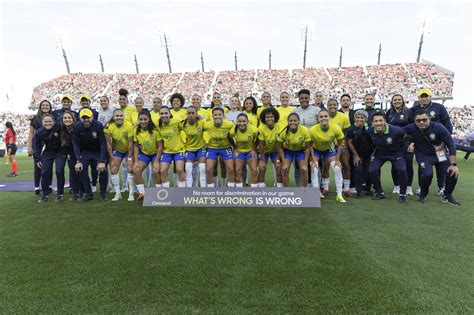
[100,194,108,202]
[343,188,352,197]
[69,194,80,202]
[127,194,135,202]
[322,188,330,196]
[336,194,346,203]
[35,189,41,195]
[80,194,94,203]
[399,195,408,203]
[137,193,145,201]
[91,186,97,193]
[418,196,427,203]
[56,194,64,202]
[7,172,13,177]
[38,196,49,203]
[406,186,413,196]
[11,173,18,177]
[364,190,374,197]
[372,193,385,200]
[443,195,461,206]
[112,192,122,202]
[392,186,400,194]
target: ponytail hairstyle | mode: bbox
[5,122,16,136]
[282,112,300,136]
[234,113,248,133]
[136,110,155,135]
[60,112,76,147]
[105,108,124,129]
[182,105,199,129]
[158,106,173,128]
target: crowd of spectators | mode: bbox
[447,105,473,139]
[30,62,455,109]
[0,112,33,145]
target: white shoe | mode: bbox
[437,188,445,197]
[127,194,134,201]
[349,187,357,194]
[406,186,413,196]
[91,185,97,193]
[121,187,129,193]
[416,187,421,196]
[392,186,400,194]
[112,192,122,201]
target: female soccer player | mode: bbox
[133,110,161,201]
[104,109,135,201]
[156,106,186,188]
[278,113,311,187]
[226,95,242,123]
[242,96,259,128]
[309,110,346,203]
[234,113,258,187]
[169,93,187,121]
[386,94,415,195]
[276,92,295,125]
[207,92,228,186]
[204,107,235,187]
[130,96,145,127]
[5,122,18,177]
[150,96,163,127]
[118,88,137,125]
[258,107,283,187]
[28,100,53,192]
[180,106,207,187]
[257,92,273,116]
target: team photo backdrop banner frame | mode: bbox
[144,188,321,208]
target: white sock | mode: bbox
[185,162,193,187]
[155,184,162,187]
[111,174,120,193]
[276,182,283,187]
[343,179,350,189]
[178,181,186,187]
[199,163,206,187]
[192,162,199,187]
[236,182,244,187]
[322,178,329,190]
[162,181,170,188]
[127,173,135,194]
[227,182,235,187]
[213,176,218,187]
[136,184,145,195]
[207,183,215,187]
[258,182,266,187]
[220,177,226,187]
[331,161,343,194]
[311,168,319,188]
[250,183,258,187]
[121,160,128,190]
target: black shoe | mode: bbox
[100,194,108,202]
[372,193,385,200]
[35,189,41,195]
[365,190,374,197]
[399,195,408,203]
[69,188,73,194]
[56,194,64,202]
[418,196,427,203]
[69,194,79,202]
[80,194,94,203]
[38,196,48,203]
[443,195,461,206]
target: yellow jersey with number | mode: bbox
[134,129,160,155]
[234,125,258,153]
[104,121,134,153]
[329,112,350,131]
[180,119,206,151]
[204,119,235,149]
[156,119,185,154]
[309,123,344,152]
[277,125,311,151]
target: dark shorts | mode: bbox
[7,144,17,155]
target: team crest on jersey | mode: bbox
[429,133,436,140]
[400,114,405,120]
[92,131,97,138]
[53,132,58,137]
[197,127,202,132]
[173,127,177,132]
[248,136,253,141]
[430,111,436,118]
[420,161,426,168]
[330,136,334,141]
[123,132,128,140]
[299,137,304,144]
[386,137,392,144]
[223,131,228,136]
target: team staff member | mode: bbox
[58,112,80,201]
[258,107,283,188]
[404,110,461,205]
[5,122,18,177]
[33,114,62,202]
[278,112,311,187]
[180,106,207,188]
[386,94,415,195]
[234,113,259,188]
[204,107,235,187]
[368,112,408,203]
[133,111,161,201]
[309,110,346,202]
[346,110,374,197]
[156,107,186,188]
[73,108,108,202]
[104,109,135,201]
[362,94,379,127]
[29,100,53,194]
[53,95,78,121]
[79,95,99,120]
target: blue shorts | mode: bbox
[138,151,157,165]
[206,148,234,161]
[259,152,279,163]
[313,148,337,159]
[236,151,255,161]
[284,149,306,161]
[113,150,128,159]
[161,152,186,163]
[185,148,207,161]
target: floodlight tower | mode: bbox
[339,47,343,69]
[416,20,426,63]
[269,50,272,70]
[99,54,104,73]
[161,33,173,73]
[201,52,205,72]
[55,35,71,74]
[134,54,139,74]
[301,25,311,69]
[377,43,382,65]
[234,51,238,71]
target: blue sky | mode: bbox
[1,0,472,112]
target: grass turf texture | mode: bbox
[1,154,473,312]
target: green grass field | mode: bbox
[1,154,473,312]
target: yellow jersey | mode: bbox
[276,106,296,126]
[204,119,235,149]
[156,119,185,154]
[243,111,259,128]
[149,110,160,127]
[134,128,160,155]
[197,108,209,121]
[277,125,311,151]
[180,119,206,151]
[171,108,187,122]
[206,106,229,121]
[258,122,284,153]
[234,125,258,153]
[104,121,134,153]
[329,112,350,131]
[257,104,272,117]
[309,123,344,152]
[122,106,137,125]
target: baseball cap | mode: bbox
[80,94,91,101]
[61,95,73,101]
[79,108,93,118]
[418,89,431,97]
